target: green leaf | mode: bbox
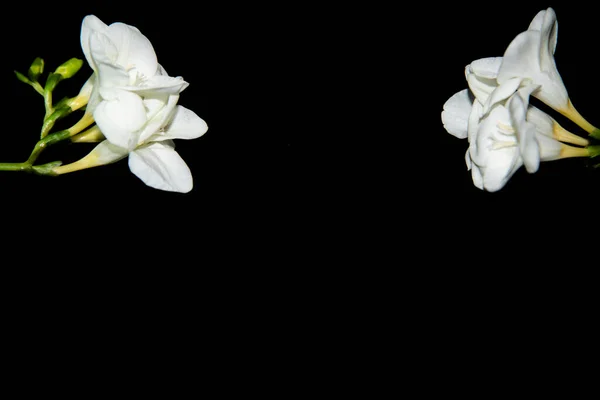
[28,57,45,82]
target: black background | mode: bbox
[1,1,597,384]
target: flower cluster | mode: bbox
[441,7,600,192]
[2,15,207,193]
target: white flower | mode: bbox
[496,8,567,112]
[54,103,208,193]
[79,15,189,148]
[496,8,598,133]
[442,68,577,191]
[54,14,209,193]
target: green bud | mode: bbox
[14,70,32,85]
[28,57,44,82]
[54,58,83,80]
[44,72,62,92]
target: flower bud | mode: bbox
[28,57,44,81]
[54,58,83,80]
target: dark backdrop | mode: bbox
[0,1,597,386]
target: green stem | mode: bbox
[25,129,71,166]
[44,89,53,117]
[590,129,600,141]
[41,106,72,138]
[0,162,31,172]
[0,130,70,173]
[0,160,61,175]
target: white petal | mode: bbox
[90,31,119,66]
[539,8,558,57]
[156,106,208,141]
[106,22,158,77]
[129,141,193,193]
[121,75,189,96]
[525,105,554,137]
[157,64,168,76]
[482,158,522,192]
[86,82,102,116]
[515,83,540,108]
[497,28,568,112]
[467,57,502,79]
[467,100,483,143]
[87,140,130,165]
[94,89,147,150]
[90,32,130,88]
[465,57,502,104]
[471,106,522,191]
[80,15,108,72]
[536,132,562,161]
[470,164,484,190]
[465,149,472,171]
[497,31,542,90]
[527,9,546,31]
[441,89,472,139]
[507,94,539,173]
[482,77,522,114]
[520,124,540,174]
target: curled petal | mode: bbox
[507,94,540,173]
[467,100,484,144]
[535,8,558,63]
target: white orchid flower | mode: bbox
[78,15,189,148]
[53,103,208,193]
[496,8,598,134]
